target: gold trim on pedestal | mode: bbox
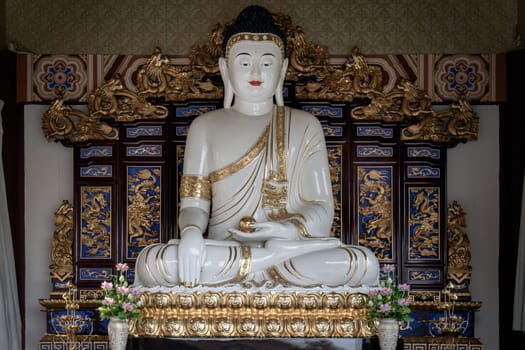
[130,290,374,338]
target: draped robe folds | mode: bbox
[199,105,335,241]
[133,106,379,288]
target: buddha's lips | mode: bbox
[249,80,262,86]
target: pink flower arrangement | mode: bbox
[367,264,413,321]
[98,263,142,320]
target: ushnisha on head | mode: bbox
[222,5,287,60]
[219,5,289,111]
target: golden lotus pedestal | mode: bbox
[129,290,375,338]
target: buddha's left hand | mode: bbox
[228,221,298,242]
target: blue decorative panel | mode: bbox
[302,105,343,118]
[408,187,440,260]
[126,145,162,157]
[356,126,393,138]
[80,186,112,259]
[80,146,112,159]
[407,165,440,178]
[80,165,112,177]
[357,166,394,260]
[79,267,111,281]
[176,105,216,117]
[407,146,440,159]
[126,166,162,259]
[323,125,343,137]
[401,309,475,338]
[357,145,393,157]
[48,308,95,334]
[407,269,441,282]
[52,280,71,290]
[176,125,189,136]
[127,125,162,138]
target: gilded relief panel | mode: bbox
[408,187,440,261]
[357,166,394,260]
[80,186,112,259]
[127,166,162,259]
[326,145,342,239]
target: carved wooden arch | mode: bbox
[42,11,478,145]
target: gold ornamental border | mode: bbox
[130,290,374,338]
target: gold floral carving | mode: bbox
[129,291,373,338]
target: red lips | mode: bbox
[249,80,262,86]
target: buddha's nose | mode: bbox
[250,60,261,79]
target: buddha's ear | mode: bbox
[275,58,289,106]
[219,57,233,108]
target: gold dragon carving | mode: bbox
[127,168,162,255]
[41,10,478,145]
[447,200,472,295]
[81,188,111,258]
[401,98,479,144]
[409,188,440,260]
[41,76,169,143]
[50,200,74,286]
[357,168,393,260]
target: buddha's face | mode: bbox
[226,40,283,103]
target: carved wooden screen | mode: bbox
[41,16,478,304]
[62,89,464,297]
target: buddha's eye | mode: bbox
[235,54,251,69]
[238,61,250,68]
[260,55,276,69]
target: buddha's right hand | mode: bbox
[178,227,206,287]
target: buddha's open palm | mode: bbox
[228,221,299,242]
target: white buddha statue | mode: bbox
[133,5,379,289]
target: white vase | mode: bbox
[377,318,399,350]
[107,316,129,350]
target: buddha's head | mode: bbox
[219,5,289,110]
